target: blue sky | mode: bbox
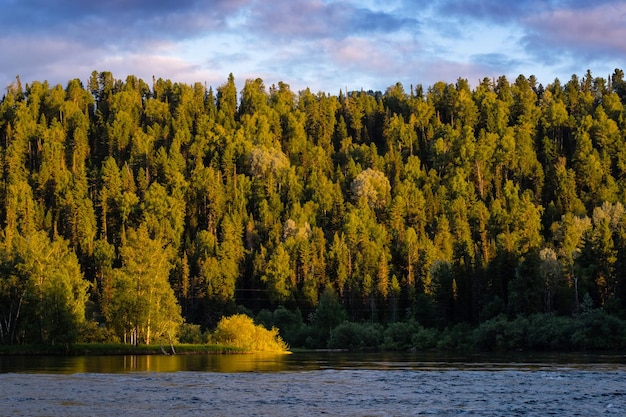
[1,0,625,94]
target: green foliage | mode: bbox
[382,320,421,350]
[106,225,182,345]
[312,287,347,343]
[571,308,626,350]
[410,326,440,350]
[2,69,626,351]
[256,305,304,346]
[351,168,391,209]
[211,314,289,352]
[471,310,626,351]
[78,320,118,343]
[178,322,206,344]
[473,314,527,351]
[525,314,578,350]
[5,232,89,345]
[328,321,383,351]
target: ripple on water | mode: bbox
[1,367,625,416]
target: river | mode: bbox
[1,352,625,416]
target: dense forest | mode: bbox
[2,69,626,350]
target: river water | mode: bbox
[1,352,625,416]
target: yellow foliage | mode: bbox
[212,314,289,353]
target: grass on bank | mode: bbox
[0,343,246,356]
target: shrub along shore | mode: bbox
[0,314,290,355]
[3,303,625,355]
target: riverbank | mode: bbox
[0,343,249,356]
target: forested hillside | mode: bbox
[2,69,626,349]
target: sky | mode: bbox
[1,0,625,95]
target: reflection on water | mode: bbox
[0,353,291,374]
[1,351,625,374]
[1,352,625,417]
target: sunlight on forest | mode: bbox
[1,70,626,351]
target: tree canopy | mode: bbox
[2,69,626,348]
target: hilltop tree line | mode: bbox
[1,69,626,348]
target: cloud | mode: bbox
[430,0,618,25]
[0,33,226,91]
[98,54,225,86]
[523,2,626,61]
[0,0,423,91]
[429,0,537,25]
[0,0,247,47]
[471,53,521,73]
[246,0,419,40]
[0,0,254,88]
[0,35,96,88]
[1,0,419,47]
[2,0,625,94]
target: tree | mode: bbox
[475,78,509,135]
[577,203,622,306]
[430,260,456,325]
[92,238,116,321]
[98,156,122,241]
[313,287,347,342]
[403,226,419,289]
[552,212,592,310]
[196,214,244,307]
[552,157,586,217]
[329,232,351,297]
[490,181,543,257]
[0,247,27,344]
[239,78,268,117]
[261,244,293,303]
[453,78,478,129]
[6,69,626,349]
[216,73,237,130]
[142,181,186,248]
[12,231,88,345]
[107,225,181,345]
[539,247,562,312]
[611,68,626,100]
[350,168,391,211]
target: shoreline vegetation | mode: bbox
[3,301,625,355]
[2,70,626,353]
[0,343,247,356]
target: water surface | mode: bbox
[1,352,625,416]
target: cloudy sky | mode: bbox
[1,0,625,94]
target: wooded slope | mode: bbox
[1,69,626,346]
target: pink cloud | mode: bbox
[524,3,626,55]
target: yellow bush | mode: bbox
[212,314,289,353]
